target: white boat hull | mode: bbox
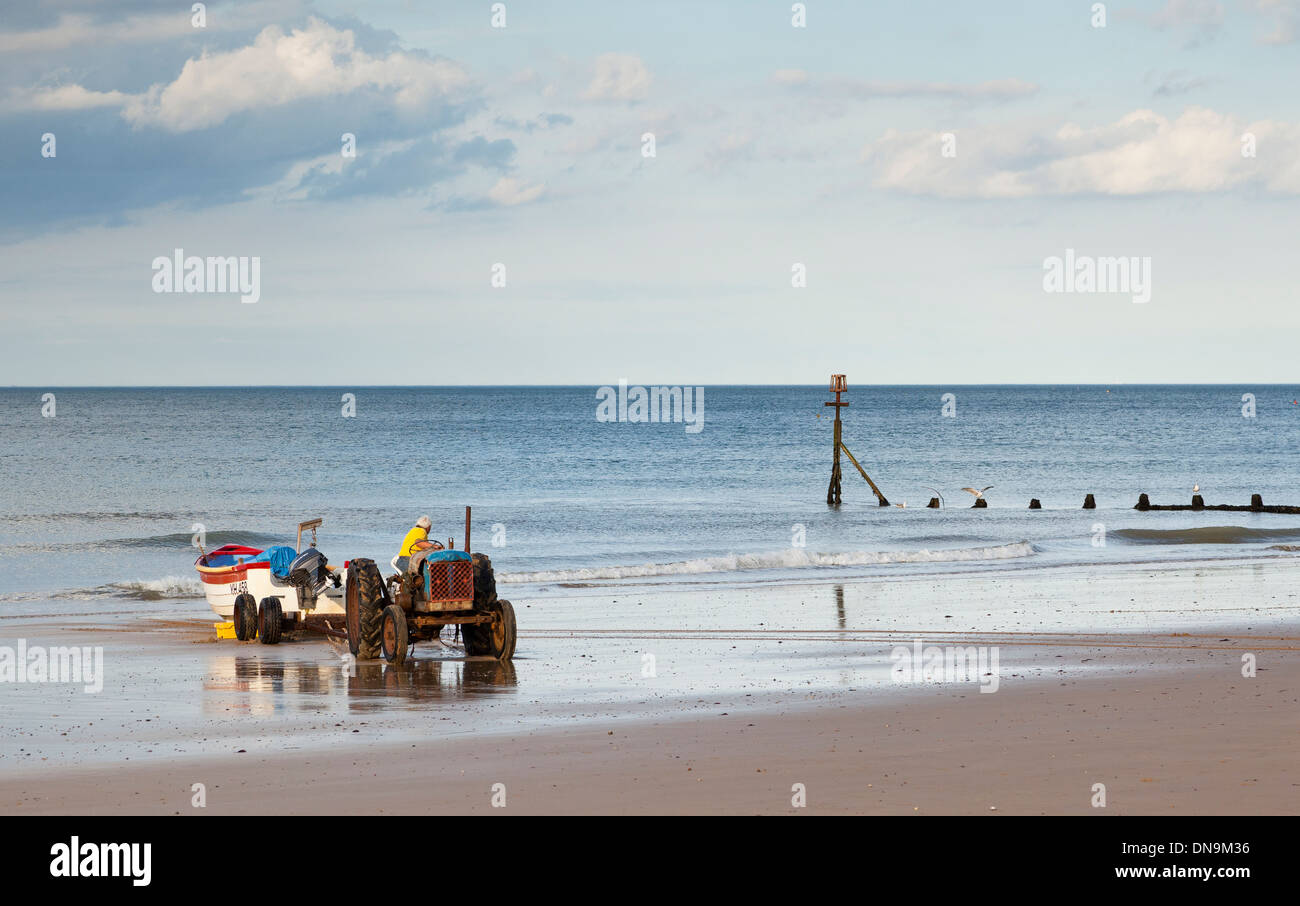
[198,554,347,620]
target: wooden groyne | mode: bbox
[1134,493,1300,514]
[932,492,1300,512]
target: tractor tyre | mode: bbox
[381,604,409,666]
[471,552,497,607]
[465,598,516,660]
[485,599,516,660]
[462,622,484,656]
[346,558,387,660]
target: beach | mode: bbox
[5,558,1298,815]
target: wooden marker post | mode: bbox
[825,375,847,505]
[824,374,889,507]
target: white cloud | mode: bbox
[488,177,545,206]
[775,71,1037,103]
[861,108,1300,197]
[700,132,755,172]
[0,2,302,53]
[121,18,471,131]
[1149,0,1225,28]
[0,13,196,53]
[772,69,810,86]
[1250,0,1300,43]
[5,83,128,112]
[582,53,651,101]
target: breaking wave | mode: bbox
[4,530,287,554]
[107,576,204,600]
[1111,526,1300,545]
[498,541,1036,584]
[0,576,204,604]
[93,531,285,551]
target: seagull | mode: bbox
[1192,484,1200,494]
[923,486,945,508]
[894,501,907,509]
[962,486,994,500]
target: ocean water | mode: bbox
[3,385,1300,615]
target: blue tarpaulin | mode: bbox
[247,545,298,579]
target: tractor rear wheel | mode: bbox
[471,552,497,607]
[346,558,386,660]
[465,599,515,660]
[381,604,409,665]
[258,597,283,645]
[233,593,257,641]
[462,620,486,656]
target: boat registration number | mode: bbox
[228,581,248,595]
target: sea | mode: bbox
[3,385,1300,616]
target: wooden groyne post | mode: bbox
[1134,493,1300,514]
[824,374,889,507]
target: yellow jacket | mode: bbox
[399,525,429,557]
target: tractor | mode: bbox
[344,507,516,665]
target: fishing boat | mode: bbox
[194,518,347,625]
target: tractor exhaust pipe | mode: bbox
[464,505,471,554]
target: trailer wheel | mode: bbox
[258,597,283,645]
[471,552,497,607]
[346,558,386,660]
[381,605,409,665]
[233,593,257,641]
[467,599,516,660]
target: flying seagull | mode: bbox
[923,486,945,508]
[961,486,994,500]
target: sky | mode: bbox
[1,0,1298,385]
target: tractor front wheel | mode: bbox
[381,604,409,665]
[465,598,515,660]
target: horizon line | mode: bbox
[3,382,1298,390]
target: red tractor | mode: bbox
[344,508,516,665]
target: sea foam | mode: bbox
[498,540,1036,584]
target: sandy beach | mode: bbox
[4,558,1298,815]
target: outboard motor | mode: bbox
[288,547,333,609]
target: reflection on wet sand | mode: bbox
[352,657,518,703]
[202,652,518,715]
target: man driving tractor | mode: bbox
[395,515,442,573]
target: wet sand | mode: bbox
[3,560,1299,814]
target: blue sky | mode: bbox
[1,0,1298,384]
